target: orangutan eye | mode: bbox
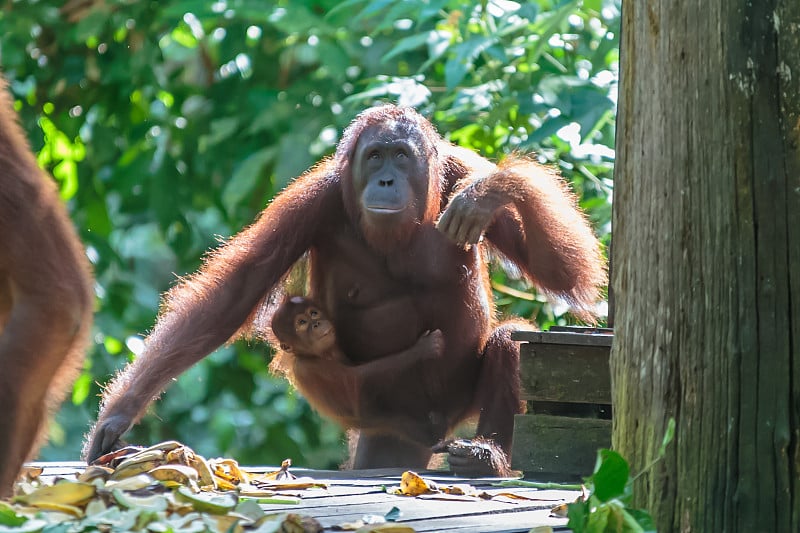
[367,151,381,160]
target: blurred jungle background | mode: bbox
[0,0,619,468]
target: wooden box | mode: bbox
[510,327,613,479]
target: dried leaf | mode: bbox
[18,466,44,480]
[416,493,480,502]
[490,491,557,502]
[260,458,296,481]
[398,471,436,496]
[550,502,569,518]
[440,484,478,497]
[254,477,326,491]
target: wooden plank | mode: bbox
[281,486,573,532]
[249,466,412,479]
[512,330,613,347]
[511,414,611,477]
[406,508,570,532]
[259,487,574,531]
[548,326,613,335]
[27,463,581,532]
[519,342,611,404]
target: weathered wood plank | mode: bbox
[511,414,611,477]
[267,492,571,531]
[406,508,570,532]
[512,330,613,347]
[519,343,612,404]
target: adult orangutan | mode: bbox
[270,295,447,445]
[85,104,606,475]
[0,79,94,497]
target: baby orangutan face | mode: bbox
[274,297,338,357]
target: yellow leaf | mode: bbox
[399,471,436,496]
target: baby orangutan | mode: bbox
[272,297,343,361]
[270,296,447,446]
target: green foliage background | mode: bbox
[0,0,619,468]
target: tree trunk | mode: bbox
[611,2,800,531]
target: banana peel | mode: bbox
[14,481,96,508]
[7,440,333,533]
[109,450,167,480]
[185,453,217,489]
[149,464,199,488]
[175,486,238,515]
[104,473,155,491]
[77,465,114,483]
[209,458,250,485]
[111,489,169,512]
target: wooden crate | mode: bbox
[511,327,613,479]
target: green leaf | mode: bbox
[0,502,26,527]
[222,147,276,214]
[445,36,497,90]
[0,519,47,533]
[355,0,397,22]
[607,501,645,533]
[527,0,580,62]
[445,56,469,92]
[206,118,241,147]
[585,501,610,532]
[566,498,589,532]
[591,449,630,503]
[54,160,79,200]
[71,372,92,405]
[570,89,615,139]
[370,2,417,34]
[626,508,658,532]
[525,115,571,146]
[383,32,432,62]
[326,0,367,19]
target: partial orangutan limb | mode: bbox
[438,148,607,321]
[84,160,342,462]
[432,320,527,477]
[0,79,94,497]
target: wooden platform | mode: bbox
[511,328,613,478]
[29,462,579,532]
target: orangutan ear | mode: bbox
[280,343,292,352]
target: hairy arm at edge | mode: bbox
[92,162,342,439]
